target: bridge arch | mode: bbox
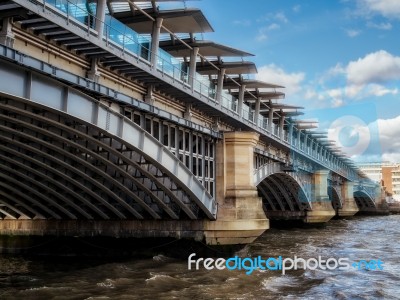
[257,172,312,219]
[354,190,376,210]
[0,70,217,221]
[254,162,283,186]
[328,186,343,213]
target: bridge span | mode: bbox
[0,0,389,246]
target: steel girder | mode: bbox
[257,172,311,214]
[0,65,216,221]
[353,190,376,210]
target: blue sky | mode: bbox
[182,0,400,163]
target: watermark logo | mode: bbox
[188,253,384,275]
[298,101,381,162]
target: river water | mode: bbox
[0,215,399,299]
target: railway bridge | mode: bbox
[0,0,388,245]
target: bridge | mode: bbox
[0,0,389,246]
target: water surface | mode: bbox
[0,215,399,299]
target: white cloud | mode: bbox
[257,11,289,24]
[318,51,400,101]
[267,23,280,30]
[327,89,345,107]
[313,50,400,107]
[255,23,281,42]
[343,85,357,98]
[346,29,361,37]
[366,21,392,30]
[256,33,268,42]
[375,116,400,162]
[304,89,318,100]
[293,5,301,13]
[319,64,345,84]
[346,50,400,86]
[327,115,400,162]
[255,11,288,41]
[358,0,400,19]
[365,84,398,96]
[376,115,400,140]
[233,20,251,27]
[256,64,305,96]
[344,83,398,99]
[275,12,288,23]
[382,153,400,162]
[332,99,344,108]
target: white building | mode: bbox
[357,162,400,202]
[357,162,389,183]
[391,167,400,201]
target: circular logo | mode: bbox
[328,115,370,157]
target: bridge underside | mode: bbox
[354,191,376,212]
[257,173,310,221]
[0,95,216,221]
[354,190,388,215]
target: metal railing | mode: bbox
[221,91,238,113]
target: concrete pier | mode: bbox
[305,170,335,223]
[204,132,269,245]
[337,182,359,217]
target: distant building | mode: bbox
[358,162,400,202]
[390,167,400,201]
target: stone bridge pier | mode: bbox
[204,131,269,245]
[336,182,359,217]
[305,170,336,223]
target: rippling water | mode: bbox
[0,215,399,299]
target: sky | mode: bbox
[178,0,400,163]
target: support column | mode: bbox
[254,97,261,125]
[216,68,226,104]
[0,17,15,47]
[297,129,302,149]
[268,103,274,132]
[144,85,154,105]
[150,18,163,68]
[337,181,359,217]
[189,47,199,90]
[279,114,285,140]
[204,131,269,245]
[328,152,333,167]
[212,117,220,132]
[288,121,294,145]
[95,0,107,39]
[305,170,335,223]
[304,133,309,153]
[320,147,324,161]
[184,104,192,121]
[87,58,100,82]
[238,84,246,119]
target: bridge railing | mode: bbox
[38,0,359,181]
[221,92,238,114]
